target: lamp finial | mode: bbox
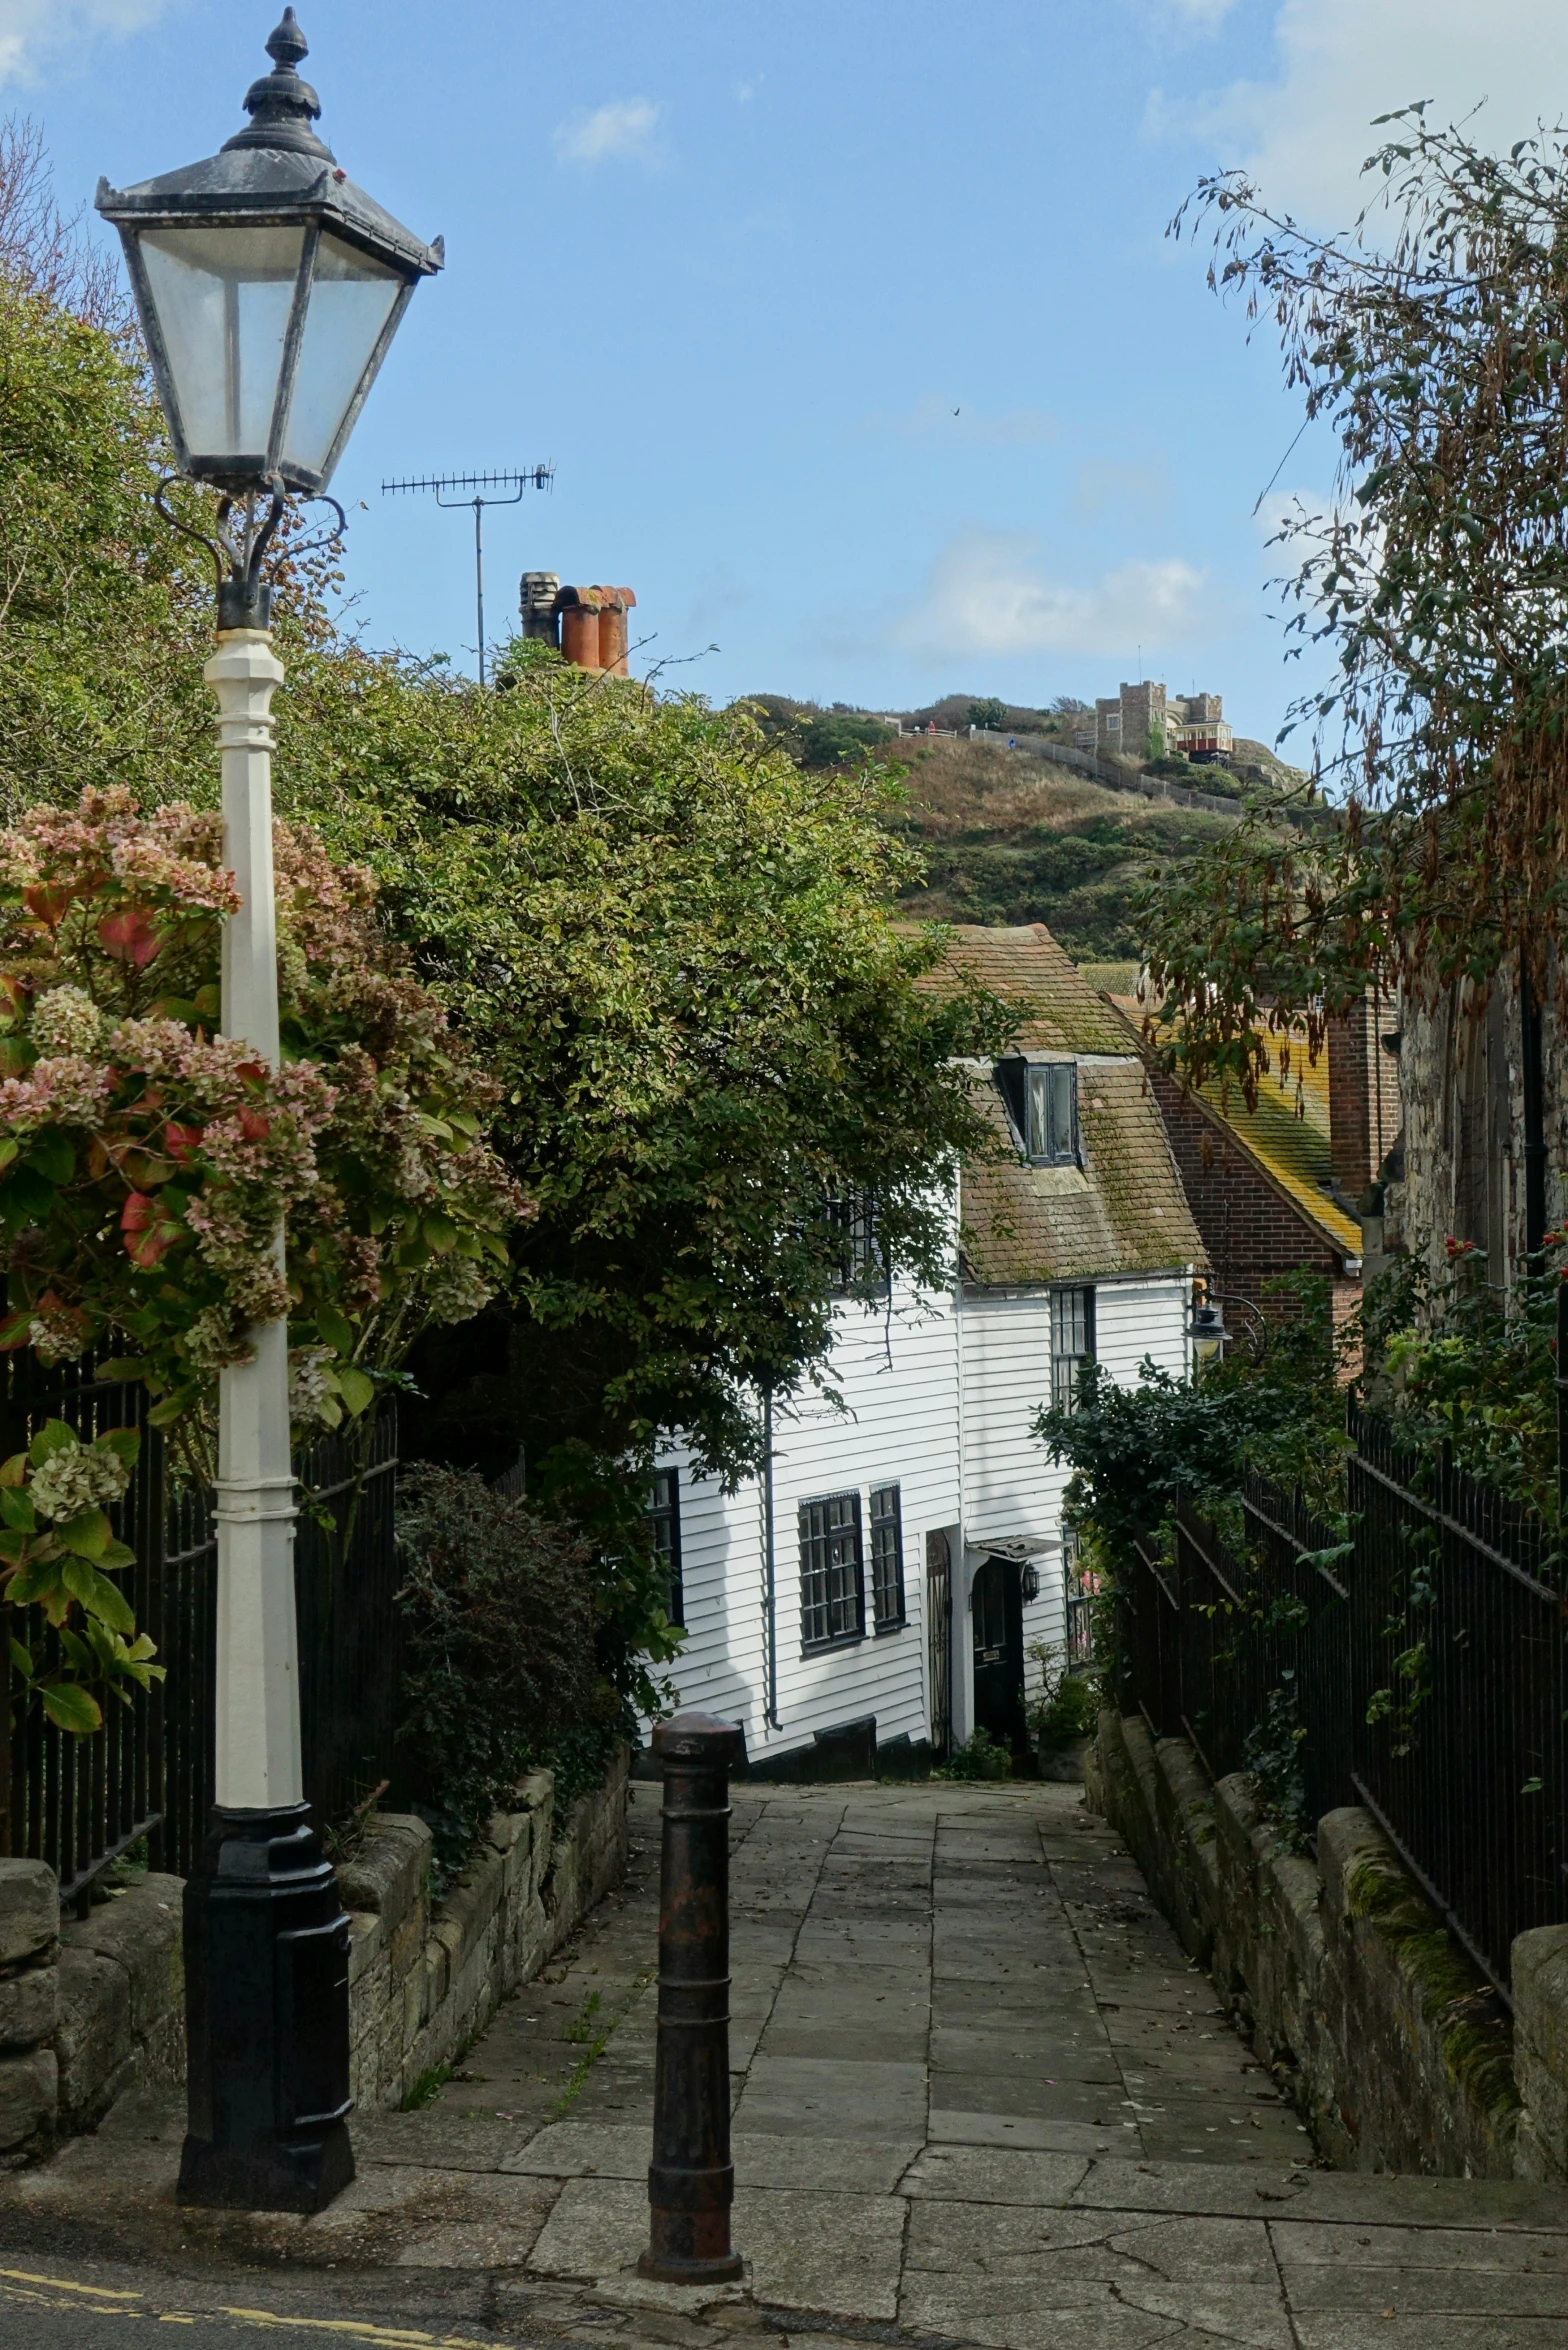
[223,8,334,160]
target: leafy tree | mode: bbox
[967,698,1008,731]
[279,644,1013,1476]
[1144,112,1568,1098]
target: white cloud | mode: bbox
[1165,0,1568,222]
[553,97,663,170]
[890,530,1212,664]
[0,0,175,86]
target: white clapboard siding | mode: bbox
[657,1277,959,1766]
[958,1273,1191,1713]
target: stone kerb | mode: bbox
[1092,1708,1537,2179]
[0,1745,630,2165]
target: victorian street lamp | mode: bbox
[96,11,441,2214]
[1188,1298,1232,1369]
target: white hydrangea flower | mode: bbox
[424,1254,492,1324]
[29,985,106,1059]
[288,1345,336,1428]
[29,1439,130,1523]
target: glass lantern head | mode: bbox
[1188,1300,1231,1366]
[96,11,442,497]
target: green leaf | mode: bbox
[423,1211,459,1255]
[0,1488,36,1533]
[0,1167,55,1224]
[29,1419,76,1465]
[336,1365,376,1419]
[97,1427,142,1469]
[97,1539,136,1571]
[0,1454,26,1489]
[95,1359,149,1383]
[23,1131,74,1186]
[7,1637,33,1679]
[317,1305,355,1356]
[55,1507,111,1560]
[61,1554,98,1606]
[0,1137,17,1171]
[145,1395,187,1428]
[82,1569,135,1635]
[40,1681,102,1736]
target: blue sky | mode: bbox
[13,1,1568,743]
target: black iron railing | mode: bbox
[1121,1422,1568,1998]
[0,1351,401,1900]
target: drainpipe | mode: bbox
[762,1386,780,1730]
[1521,957,1548,1264]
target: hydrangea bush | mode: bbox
[0,790,527,1724]
[0,1418,162,1732]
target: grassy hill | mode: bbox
[882,733,1244,961]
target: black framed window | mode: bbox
[1027,1063,1078,1165]
[827,1191,889,1297]
[650,1466,684,1628]
[1050,1285,1096,1410]
[869,1484,906,1631]
[799,1491,864,1648]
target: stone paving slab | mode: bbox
[6,1780,1568,2350]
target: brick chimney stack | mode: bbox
[1327,989,1400,1201]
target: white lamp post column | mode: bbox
[95,8,441,2216]
[206,628,302,1812]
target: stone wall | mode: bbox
[1093,1709,1568,2179]
[0,1746,629,2167]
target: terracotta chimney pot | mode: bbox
[555,585,604,672]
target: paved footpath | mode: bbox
[2,1780,1566,2350]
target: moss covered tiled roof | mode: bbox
[918,925,1206,1284]
[1107,995,1362,1260]
[918,922,1134,1055]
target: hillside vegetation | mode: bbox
[883,734,1244,960]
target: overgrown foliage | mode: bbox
[395,1465,605,1871]
[277,645,1013,1477]
[0,790,522,1477]
[1145,112,1568,1100]
[1024,1639,1100,1749]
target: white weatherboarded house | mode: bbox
[652,925,1205,1775]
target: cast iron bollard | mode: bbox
[639,1708,745,2284]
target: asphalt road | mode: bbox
[0,2258,530,2350]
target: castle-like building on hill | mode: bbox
[1092,680,1232,763]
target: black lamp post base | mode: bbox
[178,1801,355,2214]
[638,2211,746,2285]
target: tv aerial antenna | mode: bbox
[382,465,554,686]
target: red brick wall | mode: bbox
[1327,991,1400,1199]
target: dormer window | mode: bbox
[1027,1063,1077,1164]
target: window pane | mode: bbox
[139,225,305,462]
[650,1467,683,1628]
[869,1485,904,1629]
[1027,1066,1048,1159]
[1049,1065,1075,1159]
[800,1493,863,1646]
[282,232,403,483]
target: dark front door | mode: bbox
[971,1555,1025,1752]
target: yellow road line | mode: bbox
[0,2268,143,2300]
[217,2317,505,2348]
[0,2270,508,2348]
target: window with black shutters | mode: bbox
[650,1466,683,1628]
[869,1485,906,1631]
[799,1491,864,1649]
[1050,1285,1096,1409]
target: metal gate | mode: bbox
[926,1529,952,1759]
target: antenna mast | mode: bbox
[382,465,554,685]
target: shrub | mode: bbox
[936,1727,1012,1781]
[1025,1640,1100,1749]
[395,1464,604,1873]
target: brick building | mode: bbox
[1102,991,1369,1335]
